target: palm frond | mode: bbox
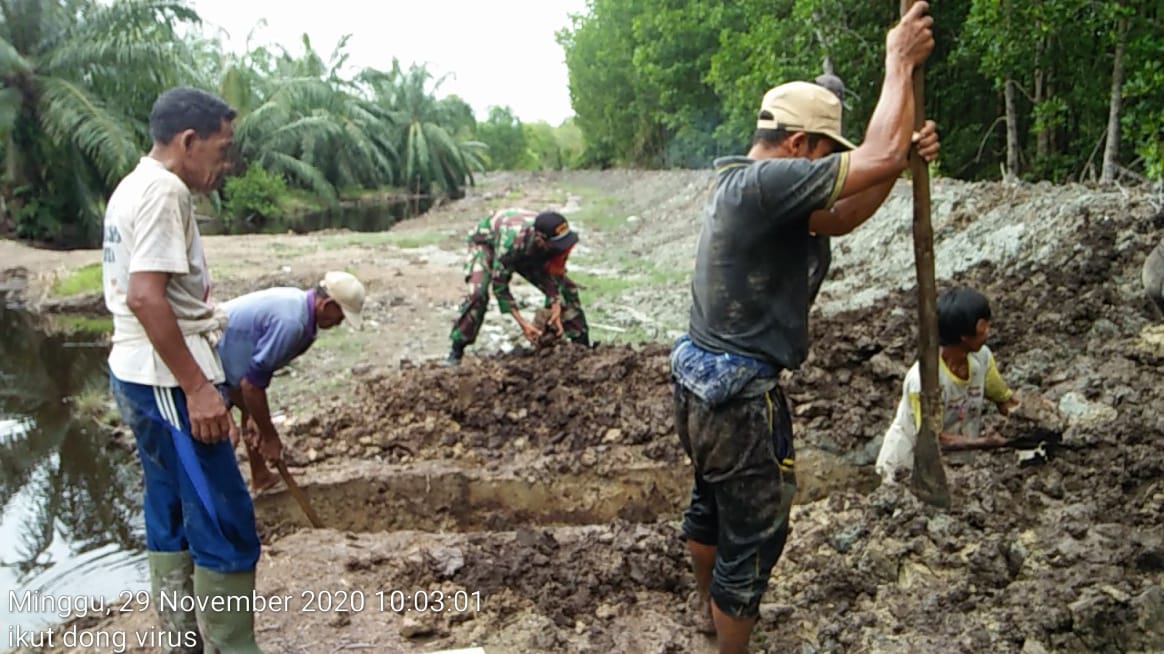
[259,150,337,204]
[0,86,22,140]
[37,76,138,185]
[41,0,200,56]
[45,29,196,82]
[0,36,32,77]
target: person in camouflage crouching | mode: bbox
[446,208,590,365]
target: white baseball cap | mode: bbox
[319,271,366,329]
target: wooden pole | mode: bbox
[275,460,325,528]
[901,0,951,508]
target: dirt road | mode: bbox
[6,172,1163,653]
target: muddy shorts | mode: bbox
[673,382,797,619]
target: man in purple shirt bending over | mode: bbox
[217,271,366,491]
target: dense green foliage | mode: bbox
[0,0,201,244]
[1,0,546,244]
[558,0,1163,182]
[4,0,1158,245]
[222,164,286,226]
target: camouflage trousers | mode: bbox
[450,245,589,349]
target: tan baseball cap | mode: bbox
[756,81,857,151]
[320,271,366,329]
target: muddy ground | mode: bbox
[6,172,1164,653]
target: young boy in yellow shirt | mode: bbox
[876,287,1021,484]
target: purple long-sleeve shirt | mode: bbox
[216,287,318,389]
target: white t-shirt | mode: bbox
[102,157,225,387]
[875,345,1013,483]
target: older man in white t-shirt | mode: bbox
[103,87,262,653]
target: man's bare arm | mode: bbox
[820,2,934,207]
[940,432,1008,451]
[128,272,207,392]
[239,378,281,461]
[127,271,236,443]
[810,121,942,236]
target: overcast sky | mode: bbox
[189,0,588,124]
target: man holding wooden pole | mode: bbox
[670,3,940,651]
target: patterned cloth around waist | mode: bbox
[670,333,779,407]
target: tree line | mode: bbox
[558,0,1162,184]
[0,0,581,245]
[4,0,1159,246]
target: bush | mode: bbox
[223,166,287,226]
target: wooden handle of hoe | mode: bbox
[901,0,951,509]
[276,459,325,528]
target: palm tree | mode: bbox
[0,0,203,245]
[220,34,400,203]
[360,61,486,201]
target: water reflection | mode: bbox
[199,197,434,236]
[0,305,147,633]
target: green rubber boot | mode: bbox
[147,551,203,653]
[193,566,263,653]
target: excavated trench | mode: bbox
[253,446,878,539]
[253,459,689,536]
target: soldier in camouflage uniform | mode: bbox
[446,208,589,364]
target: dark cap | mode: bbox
[533,211,578,252]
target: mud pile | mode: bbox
[274,194,1164,652]
[760,200,1164,651]
[292,343,684,472]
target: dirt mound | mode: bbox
[757,192,1164,652]
[265,181,1164,653]
[292,342,683,472]
[390,523,689,629]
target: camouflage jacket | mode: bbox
[468,208,560,313]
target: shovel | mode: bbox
[275,459,325,528]
[902,0,951,508]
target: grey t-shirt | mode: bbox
[688,153,849,370]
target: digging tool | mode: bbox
[902,0,951,509]
[275,459,324,528]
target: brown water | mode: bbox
[0,305,146,638]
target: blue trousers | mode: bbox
[110,374,260,573]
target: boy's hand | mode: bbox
[980,431,1009,447]
[187,381,237,443]
[998,395,1021,416]
[519,321,543,344]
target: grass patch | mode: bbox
[590,323,654,344]
[317,229,451,250]
[266,241,315,257]
[569,271,640,300]
[69,377,119,426]
[570,262,688,346]
[53,263,103,296]
[560,184,626,232]
[275,188,324,215]
[53,314,113,334]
